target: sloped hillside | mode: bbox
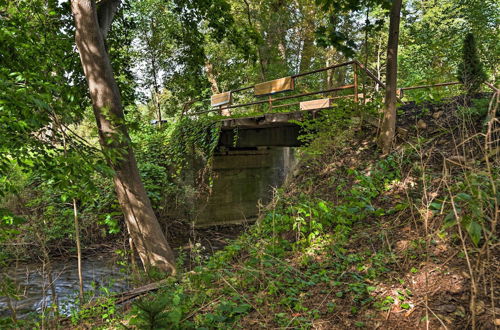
[84,94,498,330]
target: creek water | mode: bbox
[0,255,130,318]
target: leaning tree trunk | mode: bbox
[70,0,176,274]
[377,0,402,154]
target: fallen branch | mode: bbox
[111,279,169,305]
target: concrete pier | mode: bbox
[194,147,296,226]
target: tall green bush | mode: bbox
[457,33,487,96]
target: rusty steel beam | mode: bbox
[186,109,219,116]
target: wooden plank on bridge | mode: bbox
[211,91,232,107]
[254,76,294,96]
[299,98,331,110]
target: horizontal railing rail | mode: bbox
[184,59,498,118]
[187,60,381,116]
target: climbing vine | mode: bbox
[130,114,221,221]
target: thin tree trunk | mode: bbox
[299,36,314,73]
[146,19,162,126]
[73,199,84,302]
[151,58,162,125]
[242,0,266,80]
[377,0,402,154]
[376,37,382,92]
[205,61,220,94]
[362,6,370,104]
[37,233,58,313]
[70,0,176,274]
[138,15,161,125]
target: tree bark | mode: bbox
[377,0,402,154]
[70,0,176,274]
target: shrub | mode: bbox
[457,33,487,96]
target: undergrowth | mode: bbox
[121,153,402,329]
[117,94,498,330]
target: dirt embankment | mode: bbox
[236,94,499,329]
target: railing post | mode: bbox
[353,63,359,103]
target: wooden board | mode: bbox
[211,91,232,107]
[300,98,331,110]
[254,76,294,96]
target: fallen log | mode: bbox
[111,279,168,305]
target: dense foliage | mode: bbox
[0,0,498,327]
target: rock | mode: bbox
[442,304,457,313]
[432,111,444,119]
[397,127,409,138]
[417,119,427,129]
[434,304,457,314]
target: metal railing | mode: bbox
[185,59,498,118]
[187,60,386,117]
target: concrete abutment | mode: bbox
[193,147,297,227]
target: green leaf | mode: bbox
[455,193,472,202]
[429,202,442,211]
[443,211,457,229]
[318,201,330,213]
[61,194,69,202]
[233,303,251,314]
[465,220,482,246]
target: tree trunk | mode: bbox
[73,199,84,302]
[377,0,402,154]
[70,0,176,274]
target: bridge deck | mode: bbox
[218,108,328,148]
[220,107,322,130]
